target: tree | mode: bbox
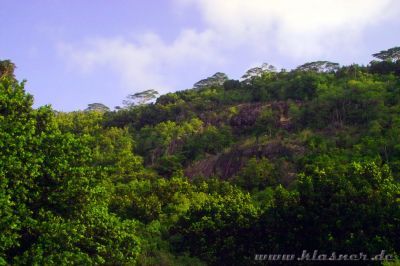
[156,93,181,105]
[253,107,275,142]
[369,60,400,75]
[296,61,339,73]
[123,89,159,107]
[155,155,183,178]
[223,79,241,91]
[372,46,400,62]
[171,184,259,265]
[85,102,110,112]
[193,72,228,90]
[93,127,143,181]
[0,60,16,79]
[182,125,233,161]
[285,71,323,100]
[257,162,400,254]
[0,74,142,264]
[233,157,275,191]
[137,118,203,164]
[240,63,276,84]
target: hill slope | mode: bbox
[1,47,400,265]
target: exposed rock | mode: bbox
[229,101,301,131]
[230,103,265,129]
[184,140,305,181]
[271,101,291,130]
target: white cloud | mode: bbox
[179,0,398,57]
[59,30,225,94]
[60,0,399,94]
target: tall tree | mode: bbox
[193,72,228,90]
[296,61,339,73]
[372,46,400,62]
[85,102,110,112]
[240,63,276,84]
[0,74,141,264]
[123,89,159,107]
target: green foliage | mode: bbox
[137,118,203,164]
[93,126,143,181]
[155,155,184,178]
[0,60,16,79]
[193,72,228,90]
[233,157,275,190]
[56,110,104,135]
[285,71,324,100]
[0,76,141,264]
[257,162,400,254]
[14,207,141,265]
[182,125,234,161]
[85,102,110,112]
[253,106,275,141]
[373,46,400,62]
[296,61,340,73]
[2,49,400,264]
[171,183,259,265]
[223,79,241,91]
[240,63,277,85]
[123,89,159,107]
[369,60,400,76]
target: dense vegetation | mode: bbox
[1,47,400,265]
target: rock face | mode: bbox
[230,103,265,129]
[193,72,228,90]
[185,100,304,182]
[184,140,305,182]
[229,101,301,131]
[271,101,291,131]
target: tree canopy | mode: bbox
[372,46,400,62]
[85,102,110,112]
[240,63,277,84]
[193,72,228,90]
[1,47,400,264]
[123,89,159,107]
[296,61,340,73]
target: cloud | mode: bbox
[60,0,399,94]
[179,0,398,57]
[59,29,225,94]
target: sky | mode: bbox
[1,0,399,111]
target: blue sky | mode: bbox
[1,0,399,111]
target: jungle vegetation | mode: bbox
[0,47,400,265]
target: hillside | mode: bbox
[0,47,400,265]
